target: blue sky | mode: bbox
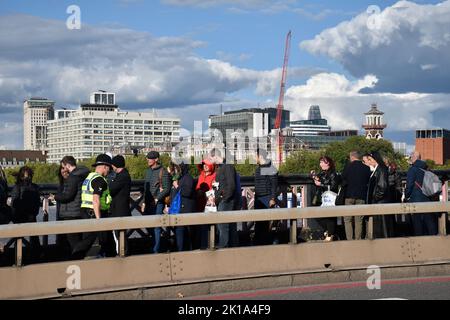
[0,0,449,149]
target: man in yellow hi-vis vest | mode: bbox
[72,154,113,259]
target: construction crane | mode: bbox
[274,30,292,166]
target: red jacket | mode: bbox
[196,160,217,211]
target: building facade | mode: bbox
[415,129,450,165]
[208,108,290,144]
[47,93,180,163]
[0,150,47,168]
[23,98,55,151]
[290,105,331,137]
[363,104,387,140]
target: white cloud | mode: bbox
[300,0,450,93]
[285,73,450,132]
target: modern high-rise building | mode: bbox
[23,98,55,151]
[47,92,180,163]
[363,104,387,140]
[415,129,450,165]
[290,105,331,137]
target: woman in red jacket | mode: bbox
[193,159,217,249]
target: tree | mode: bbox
[279,150,321,175]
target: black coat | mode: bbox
[312,170,340,206]
[11,183,41,223]
[0,179,11,225]
[215,163,236,203]
[109,168,132,217]
[342,160,371,201]
[254,161,278,199]
[171,166,196,214]
[367,166,389,204]
[55,166,90,219]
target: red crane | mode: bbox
[274,30,292,165]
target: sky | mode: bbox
[0,0,449,150]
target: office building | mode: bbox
[208,108,290,143]
[415,129,450,165]
[47,92,180,163]
[23,98,55,151]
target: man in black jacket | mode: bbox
[210,148,238,249]
[51,156,90,257]
[341,151,371,240]
[254,149,278,245]
[110,155,132,255]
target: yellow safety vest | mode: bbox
[81,172,112,211]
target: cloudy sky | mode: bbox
[0,0,449,149]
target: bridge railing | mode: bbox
[0,201,449,267]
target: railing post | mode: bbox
[16,238,23,267]
[209,225,215,250]
[367,217,374,240]
[290,219,297,244]
[119,230,126,258]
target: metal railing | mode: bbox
[1,172,449,268]
[1,201,449,267]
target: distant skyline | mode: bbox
[0,0,449,150]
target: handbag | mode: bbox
[168,189,182,215]
[321,190,337,207]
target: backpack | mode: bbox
[168,188,182,215]
[416,169,442,197]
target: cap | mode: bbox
[92,154,112,167]
[111,155,126,168]
[146,151,160,160]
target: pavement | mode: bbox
[187,276,450,300]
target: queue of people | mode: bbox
[0,148,445,262]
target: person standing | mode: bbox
[364,151,393,239]
[72,154,113,259]
[311,156,340,242]
[210,148,238,249]
[142,151,171,254]
[0,165,11,226]
[50,156,90,259]
[195,159,217,249]
[342,151,371,240]
[170,163,196,252]
[405,151,438,236]
[254,149,278,246]
[11,166,42,260]
[109,155,132,255]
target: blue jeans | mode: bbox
[175,227,185,252]
[146,202,165,253]
[217,200,238,249]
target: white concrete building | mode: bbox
[23,98,55,151]
[47,93,180,163]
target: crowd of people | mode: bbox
[0,148,445,261]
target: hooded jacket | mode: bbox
[196,160,217,211]
[173,164,196,214]
[109,168,132,217]
[55,166,90,219]
[405,160,430,203]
